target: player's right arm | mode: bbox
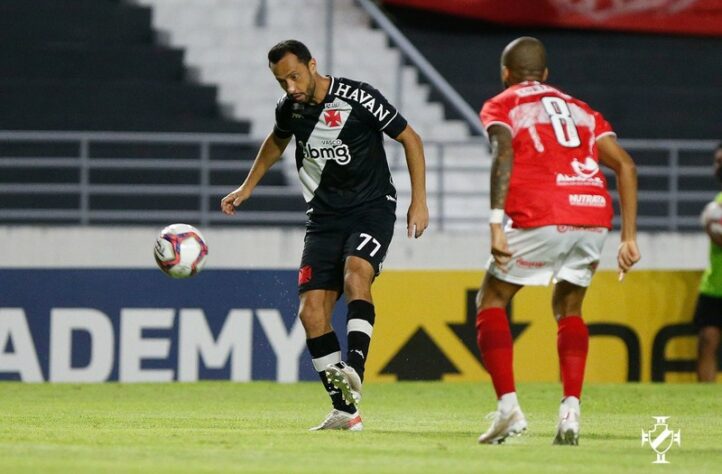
[220,131,291,215]
[597,135,641,276]
[488,124,514,270]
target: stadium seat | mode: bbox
[0,0,247,133]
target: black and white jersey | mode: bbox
[273,76,407,214]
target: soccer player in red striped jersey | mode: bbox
[475,37,640,445]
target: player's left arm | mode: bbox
[394,125,429,239]
[487,124,514,270]
[597,134,641,275]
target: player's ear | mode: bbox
[308,58,317,75]
[501,66,511,87]
[542,67,549,82]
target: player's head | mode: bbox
[268,40,319,104]
[500,37,549,88]
[714,142,722,182]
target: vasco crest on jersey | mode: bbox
[323,109,344,128]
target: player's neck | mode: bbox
[511,79,542,86]
[311,75,331,105]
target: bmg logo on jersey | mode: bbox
[299,140,352,166]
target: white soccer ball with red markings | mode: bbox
[701,200,722,236]
[154,223,208,278]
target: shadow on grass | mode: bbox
[581,433,640,441]
[365,430,474,438]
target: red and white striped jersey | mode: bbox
[480,81,615,229]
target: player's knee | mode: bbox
[298,299,328,335]
[478,284,510,309]
[343,258,374,290]
[552,292,584,319]
[553,304,583,321]
[343,273,372,299]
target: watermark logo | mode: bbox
[641,416,681,464]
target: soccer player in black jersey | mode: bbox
[221,40,429,430]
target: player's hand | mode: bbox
[617,240,640,280]
[220,185,251,215]
[490,224,513,271]
[407,199,429,238]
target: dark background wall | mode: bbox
[0,0,247,133]
[383,5,722,139]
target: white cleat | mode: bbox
[309,409,363,431]
[553,400,580,446]
[478,406,528,444]
[325,362,362,406]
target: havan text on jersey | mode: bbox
[333,82,392,123]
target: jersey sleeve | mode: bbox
[357,82,408,138]
[273,95,293,139]
[480,97,513,133]
[593,110,616,140]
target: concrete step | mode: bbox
[141,0,478,142]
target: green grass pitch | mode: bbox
[0,382,718,473]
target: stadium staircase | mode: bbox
[135,0,493,230]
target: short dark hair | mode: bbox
[268,40,312,65]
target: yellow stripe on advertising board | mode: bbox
[367,271,703,383]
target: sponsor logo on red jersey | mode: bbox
[569,194,607,207]
[556,157,605,187]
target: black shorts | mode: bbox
[693,293,722,329]
[298,199,396,293]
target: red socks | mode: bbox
[557,316,589,399]
[476,307,515,398]
[477,308,588,400]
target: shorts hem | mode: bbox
[553,271,592,288]
[488,265,552,286]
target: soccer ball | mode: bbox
[701,200,722,236]
[153,223,208,278]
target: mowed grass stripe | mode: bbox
[0,382,718,473]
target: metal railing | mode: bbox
[0,131,305,227]
[0,131,717,231]
[610,139,719,231]
[387,138,719,232]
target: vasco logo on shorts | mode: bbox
[299,140,352,166]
